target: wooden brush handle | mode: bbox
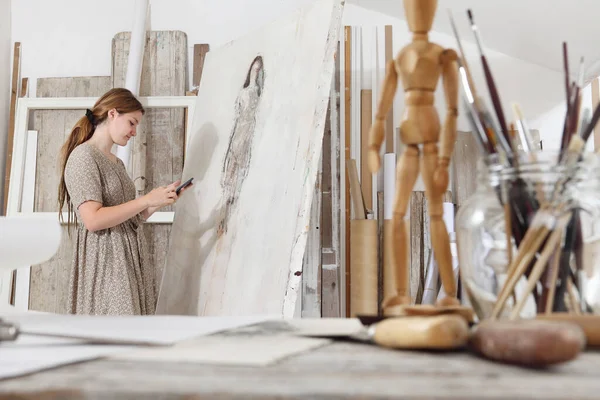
[372,315,469,350]
[509,220,568,319]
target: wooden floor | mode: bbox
[1,320,599,399]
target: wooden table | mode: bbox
[1,320,599,399]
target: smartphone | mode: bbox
[176,177,194,195]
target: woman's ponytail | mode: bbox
[57,111,95,226]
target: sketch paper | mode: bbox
[0,336,134,380]
[156,0,344,318]
[110,334,330,366]
[2,313,274,346]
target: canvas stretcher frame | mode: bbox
[4,95,196,311]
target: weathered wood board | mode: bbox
[409,191,424,304]
[112,30,187,286]
[321,66,342,317]
[111,30,187,209]
[4,319,599,399]
[451,131,479,209]
[156,0,345,317]
[301,152,322,318]
[29,76,112,313]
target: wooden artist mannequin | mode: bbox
[368,0,462,314]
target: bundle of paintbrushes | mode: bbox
[449,9,600,319]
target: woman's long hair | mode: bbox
[57,88,145,227]
[243,55,264,96]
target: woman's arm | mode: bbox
[141,180,192,220]
[79,196,150,232]
[141,205,160,221]
[79,182,179,231]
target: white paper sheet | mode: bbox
[3,314,275,346]
[0,334,136,380]
[111,334,330,366]
[0,314,276,380]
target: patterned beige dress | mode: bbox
[64,142,156,315]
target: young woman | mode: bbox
[57,88,190,315]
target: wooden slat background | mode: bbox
[450,131,479,209]
[360,89,372,212]
[29,76,113,312]
[301,152,323,317]
[111,30,187,286]
[321,41,342,318]
[2,42,21,215]
[27,30,188,312]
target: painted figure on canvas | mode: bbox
[218,55,265,235]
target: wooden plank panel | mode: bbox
[321,41,341,318]
[37,77,112,98]
[302,93,330,316]
[302,154,322,318]
[384,26,393,153]
[377,191,384,314]
[409,191,424,303]
[3,42,21,214]
[343,26,352,317]
[192,44,210,93]
[29,76,112,313]
[112,30,187,210]
[4,320,600,399]
[143,224,171,286]
[112,30,187,283]
[451,131,479,209]
[360,89,372,212]
[20,77,28,98]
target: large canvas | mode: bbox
[155,0,344,317]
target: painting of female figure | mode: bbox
[155,0,343,318]
[218,55,265,235]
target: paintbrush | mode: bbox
[465,10,542,248]
[511,103,536,153]
[563,42,571,111]
[448,10,497,155]
[522,121,593,313]
[466,9,512,158]
[561,42,571,149]
[451,10,539,252]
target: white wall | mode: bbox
[11,0,318,97]
[343,5,566,141]
[530,83,594,152]
[0,0,11,214]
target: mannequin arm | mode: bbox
[368,60,398,172]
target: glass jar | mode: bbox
[455,150,600,321]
